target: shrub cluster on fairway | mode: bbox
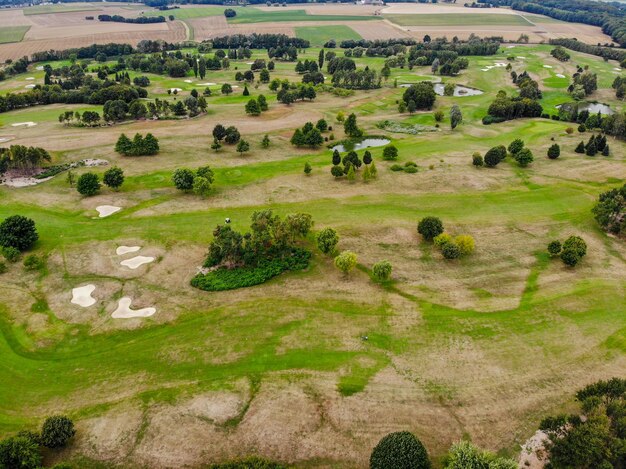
[547,235,587,267]
[115,133,159,156]
[593,183,626,236]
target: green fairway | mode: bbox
[295,25,361,46]
[0,25,29,44]
[384,13,533,26]
[143,6,226,19]
[228,8,381,23]
[22,4,99,15]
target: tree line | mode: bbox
[98,14,166,23]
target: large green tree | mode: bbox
[370,431,431,469]
[0,215,38,251]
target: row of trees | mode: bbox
[0,145,50,174]
[574,134,610,157]
[75,167,125,196]
[115,133,160,156]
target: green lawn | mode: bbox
[143,6,226,19]
[22,4,99,15]
[0,26,29,44]
[384,13,533,26]
[295,25,362,46]
[228,8,381,23]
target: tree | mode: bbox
[40,415,75,448]
[103,167,124,190]
[548,143,561,159]
[344,113,362,138]
[224,126,241,145]
[261,134,270,148]
[115,133,132,154]
[442,242,461,259]
[236,139,250,155]
[193,176,211,197]
[334,251,357,275]
[257,94,268,111]
[245,99,261,116]
[213,124,227,141]
[317,228,339,254]
[548,240,562,256]
[0,435,41,469]
[316,119,328,132]
[454,235,475,256]
[260,68,270,83]
[515,148,534,167]
[586,138,598,156]
[484,145,507,167]
[370,431,431,469]
[370,160,378,178]
[418,217,444,241]
[346,164,355,182]
[304,162,312,175]
[211,138,222,152]
[242,85,250,96]
[382,145,398,161]
[472,153,483,167]
[508,138,524,155]
[221,83,233,95]
[372,260,392,282]
[402,83,436,110]
[332,150,341,166]
[363,150,372,165]
[0,215,38,251]
[603,144,610,156]
[318,48,324,69]
[76,173,100,197]
[575,141,585,153]
[434,110,444,122]
[331,165,344,178]
[450,105,462,130]
[172,168,195,192]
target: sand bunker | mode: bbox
[543,65,553,68]
[0,137,12,143]
[121,256,154,269]
[184,79,193,83]
[71,284,96,307]
[169,87,182,92]
[556,73,566,78]
[25,77,34,80]
[83,158,109,167]
[116,246,141,255]
[518,56,526,59]
[96,205,121,218]
[36,65,44,70]
[614,67,622,71]
[24,84,35,89]
[11,122,36,127]
[198,82,216,86]
[1,176,52,187]
[112,297,156,319]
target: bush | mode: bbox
[433,233,452,249]
[0,261,6,274]
[472,153,483,167]
[23,254,44,271]
[316,227,339,254]
[0,215,38,251]
[444,440,517,469]
[578,124,586,133]
[370,431,431,469]
[40,415,76,448]
[562,235,587,258]
[0,435,42,469]
[191,249,310,291]
[560,248,581,267]
[372,260,392,281]
[331,165,344,178]
[103,166,124,190]
[454,235,475,255]
[547,143,561,159]
[334,251,357,275]
[484,145,506,167]
[382,145,398,161]
[575,141,585,153]
[482,115,506,125]
[1,246,20,263]
[390,164,404,172]
[442,242,461,259]
[514,148,534,167]
[508,138,524,155]
[76,172,100,196]
[565,127,574,134]
[404,165,418,174]
[417,217,444,241]
[548,240,562,256]
[172,168,195,191]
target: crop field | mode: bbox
[0,25,30,44]
[143,5,226,20]
[22,4,100,16]
[227,8,382,24]
[384,13,534,27]
[1,40,626,468]
[295,25,362,46]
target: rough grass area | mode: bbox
[384,13,534,26]
[228,8,382,23]
[295,25,362,46]
[0,26,30,44]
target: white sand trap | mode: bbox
[121,255,154,269]
[25,77,34,80]
[614,67,622,71]
[96,205,121,218]
[24,84,35,89]
[0,137,11,143]
[245,61,254,65]
[543,65,553,68]
[2,176,52,187]
[556,73,566,78]
[116,245,141,255]
[71,284,96,307]
[11,122,36,127]
[494,62,507,67]
[232,85,239,89]
[184,79,193,83]
[36,65,44,70]
[517,56,526,59]
[169,87,182,92]
[199,82,216,86]
[112,297,156,319]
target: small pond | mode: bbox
[331,138,390,153]
[556,102,613,115]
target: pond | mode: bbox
[331,138,391,153]
[556,102,613,115]
[399,83,483,96]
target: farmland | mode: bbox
[0,31,626,468]
[0,25,30,44]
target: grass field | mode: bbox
[0,44,625,468]
[143,5,225,19]
[384,13,534,27]
[22,4,100,15]
[0,25,30,44]
[228,7,382,23]
[295,25,362,46]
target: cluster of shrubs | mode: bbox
[115,133,159,156]
[172,166,214,198]
[550,46,571,62]
[191,211,313,291]
[390,161,418,174]
[418,216,475,260]
[291,121,326,148]
[212,124,241,145]
[0,215,38,276]
[472,139,536,168]
[244,94,269,116]
[0,415,75,469]
[592,183,626,236]
[547,235,587,267]
[76,167,125,197]
[574,134,609,156]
